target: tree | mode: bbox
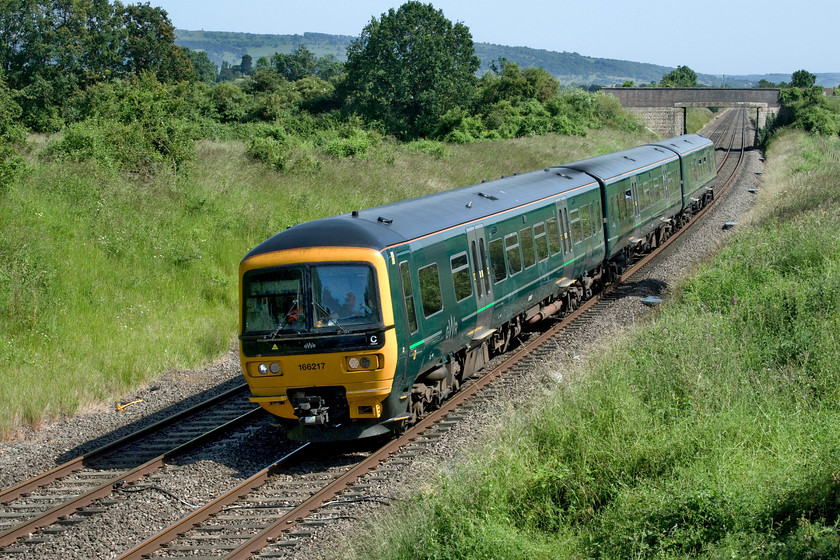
[272,45,317,81]
[184,48,217,84]
[238,54,253,75]
[478,60,558,105]
[791,69,816,89]
[343,1,479,139]
[116,2,191,83]
[660,65,697,87]
[757,79,782,88]
[621,80,634,88]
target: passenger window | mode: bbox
[489,238,507,283]
[399,261,418,333]
[418,263,443,318]
[451,253,472,302]
[580,204,592,238]
[519,227,536,268]
[505,233,522,274]
[546,217,561,255]
[534,222,549,261]
[595,202,602,233]
[569,208,583,244]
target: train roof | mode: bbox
[648,134,713,157]
[244,166,598,258]
[556,143,679,184]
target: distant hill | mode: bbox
[174,29,838,88]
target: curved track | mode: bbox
[0,385,260,552]
[107,110,753,560]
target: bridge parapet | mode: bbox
[602,88,780,138]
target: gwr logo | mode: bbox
[445,315,458,340]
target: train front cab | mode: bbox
[239,246,401,441]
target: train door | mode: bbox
[556,200,574,261]
[466,225,493,330]
[396,252,425,379]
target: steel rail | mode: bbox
[108,113,751,560]
[0,383,249,506]
[0,391,258,548]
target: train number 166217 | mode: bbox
[298,362,326,371]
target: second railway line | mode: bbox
[0,109,763,559]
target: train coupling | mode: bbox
[291,394,330,425]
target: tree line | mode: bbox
[1,1,836,192]
[0,1,646,188]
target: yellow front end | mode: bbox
[242,339,397,420]
[238,247,398,426]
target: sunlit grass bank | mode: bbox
[344,131,840,559]
[0,129,648,436]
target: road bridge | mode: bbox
[602,87,780,139]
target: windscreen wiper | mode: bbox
[312,301,348,333]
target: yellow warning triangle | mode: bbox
[272,344,279,350]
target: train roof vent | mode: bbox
[555,172,573,179]
[377,216,393,225]
[654,147,665,153]
[623,156,636,162]
[478,191,499,201]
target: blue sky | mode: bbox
[153,0,838,77]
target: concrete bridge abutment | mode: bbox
[602,88,781,141]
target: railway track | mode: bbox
[0,110,754,559]
[0,384,263,554]
[103,110,754,560]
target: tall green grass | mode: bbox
[344,131,840,560]
[0,129,649,435]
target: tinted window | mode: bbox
[418,263,443,317]
[505,233,522,274]
[520,227,536,268]
[594,201,602,232]
[569,208,583,244]
[489,238,507,283]
[451,253,472,302]
[400,261,418,333]
[534,222,549,261]
[580,205,592,238]
[546,218,561,255]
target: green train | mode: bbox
[239,134,716,441]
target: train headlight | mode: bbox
[257,363,281,375]
[346,354,380,371]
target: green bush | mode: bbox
[43,116,197,173]
[246,134,289,169]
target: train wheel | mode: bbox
[412,400,424,422]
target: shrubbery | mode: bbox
[761,86,840,145]
[43,76,200,173]
[0,76,27,192]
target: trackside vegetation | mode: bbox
[0,128,649,435]
[342,130,840,559]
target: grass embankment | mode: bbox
[686,108,716,134]
[0,129,650,436]
[345,130,840,559]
